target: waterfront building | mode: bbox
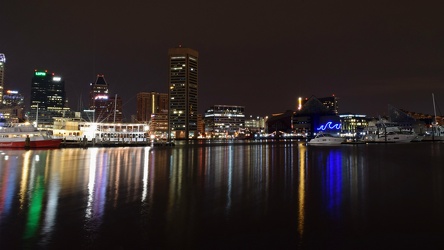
[197,113,205,137]
[89,75,123,123]
[245,115,266,135]
[0,90,25,121]
[149,113,168,139]
[168,47,199,139]
[136,91,168,122]
[29,70,70,127]
[339,114,368,137]
[301,95,339,115]
[292,95,340,137]
[204,105,245,138]
[0,54,5,104]
[267,110,294,136]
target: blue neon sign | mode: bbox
[317,121,341,131]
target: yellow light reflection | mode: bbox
[298,143,306,237]
[19,151,32,209]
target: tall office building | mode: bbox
[136,91,168,122]
[168,47,199,139]
[30,70,69,126]
[0,54,5,104]
[88,75,123,123]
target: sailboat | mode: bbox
[425,93,444,141]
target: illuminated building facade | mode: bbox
[149,113,168,138]
[245,115,266,134]
[3,90,24,107]
[0,90,25,121]
[88,75,122,123]
[168,47,198,139]
[204,105,245,138]
[0,54,5,104]
[136,91,168,122]
[30,70,70,126]
[339,114,368,137]
[292,95,340,137]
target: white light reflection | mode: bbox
[225,145,233,214]
[142,147,150,202]
[42,172,60,235]
[86,148,98,219]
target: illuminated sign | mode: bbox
[35,72,46,76]
[6,90,18,94]
[94,95,109,100]
[53,76,61,82]
[317,121,341,131]
[0,53,5,63]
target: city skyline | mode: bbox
[1,1,444,118]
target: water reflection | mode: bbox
[0,142,443,249]
[297,144,306,237]
[325,149,343,218]
[85,148,107,232]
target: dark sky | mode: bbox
[1,0,444,119]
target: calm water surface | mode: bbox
[1,141,444,249]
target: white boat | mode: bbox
[308,133,345,145]
[362,131,416,143]
[423,126,444,141]
[0,124,62,148]
[423,93,444,141]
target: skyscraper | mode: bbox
[168,47,199,139]
[88,75,123,123]
[136,91,168,122]
[0,54,5,104]
[30,70,69,126]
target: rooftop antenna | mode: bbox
[432,93,437,124]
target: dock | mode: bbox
[60,140,175,148]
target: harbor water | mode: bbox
[1,141,444,249]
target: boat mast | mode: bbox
[432,93,437,139]
[432,93,438,124]
[113,94,117,123]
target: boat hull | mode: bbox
[307,135,345,145]
[0,139,62,148]
[308,140,344,145]
[362,134,416,143]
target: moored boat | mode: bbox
[0,124,62,148]
[362,131,416,143]
[307,132,345,145]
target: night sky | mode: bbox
[1,1,443,120]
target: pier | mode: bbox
[60,140,175,148]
